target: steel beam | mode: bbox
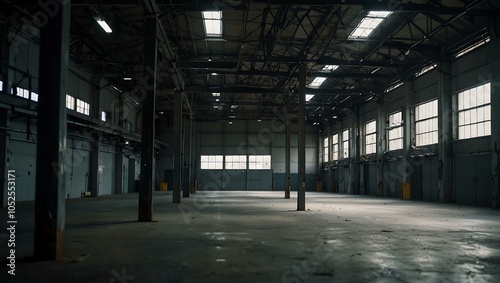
[89,140,100,197]
[184,86,369,95]
[115,145,124,194]
[176,61,238,69]
[34,0,71,260]
[297,65,306,211]
[138,16,157,222]
[173,90,182,203]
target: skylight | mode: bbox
[305,95,314,102]
[321,65,339,71]
[348,11,392,40]
[309,77,327,88]
[212,92,220,97]
[455,36,490,58]
[415,63,437,77]
[384,81,404,93]
[202,11,223,37]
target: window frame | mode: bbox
[414,99,439,146]
[457,82,491,140]
[364,120,377,155]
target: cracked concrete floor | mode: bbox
[1,191,500,282]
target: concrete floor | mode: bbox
[1,191,500,282]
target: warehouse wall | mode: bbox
[321,36,499,206]
[0,30,143,207]
[196,120,319,191]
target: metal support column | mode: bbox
[115,144,124,194]
[89,139,100,196]
[33,1,71,260]
[490,31,500,208]
[376,105,386,196]
[91,77,100,121]
[0,23,13,95]
[402,81,414,186]
[437,60,453,203]
[297,65,306,210]
[183,113,190,198]
[351,116,360,194]
[187,114,193,196]
[285,108,291,199]
[173,90,182,203]
[0,109,9,207]
[138,16,157,221]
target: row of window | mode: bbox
[201,155,271,170]
[0,82,111,122]
[323,82,492,162]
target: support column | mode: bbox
[437,60,453,203]
[187,114,194,196]
[0,109,9,207]
[138,16,157,221]
[183,113,189,198]
[173,90,182,203]
[91,77,100,121]
[115,144,124,194]
[490,30,500,208]
[297,64,306,210]
[285,107,291,199]
[1,23,14,95]
[89,139,100,196]
[34,1,71,260]
[402,81,414,185]
[350,116,360,194]
[376,104,386,196]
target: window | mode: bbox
[458,83,491,140]
[0,80,3,91]
[101,111,107,122]
[342,129,349,158]
[76,99,90,116]
[365,120,377,154]
[201,155,223,169]
[415,99,438,146]
[331,133,339,161]
[305,94,315,101]
[66,94,75,110]
[202,11,223,37]
[323,137,329,162]
[455,37,490,58]
[212,92,220,97]
[225,155,247,170]
[31,92,38,102]
[388,111,403,151]
[16,87,30,99]
[249,155,271,170]
[348,11,392,40]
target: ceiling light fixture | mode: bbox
[94,17,113,33]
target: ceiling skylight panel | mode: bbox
[305,95,314,102]
[322,65,339,71]
[202,11,223,37]
[348,11,392,40]
[309,77,327,88]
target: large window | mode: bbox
[342,129,349,159]
[331,133,339,161]
[323,137,329,162]
[76,99,90,116]
[0,80,3,91]
[249,155,271,170]
[365,120,376,154]
[66,94,75,110]
[458,83,491,140]
[415,99,438,146]
[388,111,403,151]
[201,155,223,169]
[225,155,247,170]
